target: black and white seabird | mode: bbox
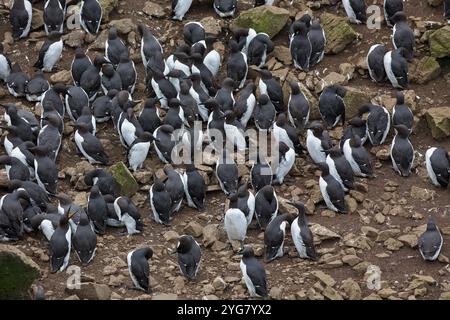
[172,0,193,21]
[87,185,108,235]
[224,207,247,248]
[80,55,108,101]
[153,124,177,164]
[287,81,310,130]
[34,32,63,72]
[182,164,206,211]
[392,91,413,132]
[6,63,30,97]
[273,142,296,185]
[342,0,367,24]
[25,71,50,102]
[384,47,409,89]
[215,78,235,112]
[254,185,278,230]
[0,43,12,82]
[30,146,58,195]
[418,218,443,262]
[175,235,202,279]
[340,116,367,149]
[367,44,388,83]
[113,197,143,235]
[0,155,30,181]
[264,213,294,262]
[49,213,71,273]
[164,167,185,213]
[289,201,318,260]
[227,40,248,90]
[127,247,153,293]
[9,0,32,39]
[213,0,237,18]
[84,168,119,197]
[71,48,92,86]
[43,0,64,35]
[250,152,272,192]
[138,23,167,74]
[64,86,89,122]
[138,98,162,134]
[74,123,110,165]
[425,147,449,188]
[317,162,348,213]
[273,113,305,155]
[239,246,268,297]
[234,82,256,128]
[247,32,274,67]
[257,68,284,113]
[254,94,276,131]
[128,132,154,172]
[101,63,122,94]
[75,105,96,135]
[73,211,97,266]
[228,182,255,227]
[343,135,373,178]
[306,121,332,164]
[326,145,354,191]
[319,85,346,128]
[216,151,239,196]
[384,0,404,27]
[0,104,34,142]
[37,113,62,161]
[105,27,128,66]
[358,103,390,146]
[117,53,137,94]
[290,21,311,71]
[308,21,326,66]
[80,0,102,34]
[391,11,415,62]
[149,177,172,225]
[390,124,414,177]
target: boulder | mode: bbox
[50,70,72,84]
[184,221,203,237]
[410,56,441,84]
[310,223,341,243]
[343,86,373,119]
[0,245,41,299]
[143,1,165,18]
[232,6,290,39]
[108,18,135,34]
[429,26,450,58]
[425,107,450,139]
[321,13,358,54]
[273,45,292,65]
[341,278,362,300]
[99,0,119,21]
[107,162,139,197]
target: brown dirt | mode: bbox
[1,0,450,300]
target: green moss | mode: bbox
[233,6,289,39]
[321,13,358,54]
[343,87,373,119]
[0,250,40,299]
[107,161,139,197]
[430,26,450,58]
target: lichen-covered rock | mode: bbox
[0,245,41,299]
[410,56,441,84]
[425,107,450,139]
[200,16,223,36]
[50,70,73,84]
[232,6,289,39]
[429,26,450,58]
[108,18,135,34]
[99,0,119,22]
[107,162,139,197]
[343,86,373,119]
[143,1,165,18]
[321,13,358,54]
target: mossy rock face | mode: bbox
[99,0,119,22]
[321,13,358,54]
[232,5,290,39]
[425,107,450,139]
[410,56,441,84]
[429,26,450,58]
[107,162,139,197]
[343,87,373,119]
[0,245,41,299]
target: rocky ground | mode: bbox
[0,0,450,300]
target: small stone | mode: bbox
[322,286,343,300]
[341,278,362,300]
[269,286,284,299]
[310,270,336,287]
[212,277,227,291]
[163,230,179,242]
[342,255,362,266]
[143,1,165,18]
[397,234,418,248]
[384,238,404,251]
[184,221,203,237]
[410,186,436,201]
[152,293,178,300]
[374,213,386,224]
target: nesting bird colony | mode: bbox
[0,0,449,300]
